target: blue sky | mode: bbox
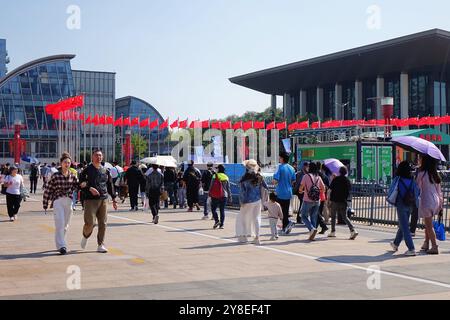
[1,0,450,121]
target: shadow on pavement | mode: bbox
[317,252,408,264]
[0,250,60,260]
[107,222,148,228]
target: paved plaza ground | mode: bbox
[1,190,450,300]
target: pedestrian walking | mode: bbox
[43,153,79,255]
[298,162,326,241]
[79,150,118,253]
[139,164,148,209]
[3,165,24,222]
[125,161,144,211]
[201,163,214,219]
[209,165,232,230]
[266,192,284,241]
[29,163,39,194]
[236,160,269,245]
[316,162,330,234]
[176,171,187,209]
[146,163,164,224]
[416,154,443,255]
[164,167,177,209]
[388,161,419,256]
[183,161,202,212]
[293,162,309,224]
[328,166,359,240]
[273,152,296,234]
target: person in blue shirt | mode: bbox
[273,152,296,234]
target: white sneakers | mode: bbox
[404,250,416,257]
[390,242,399,252]
[350,231,359,240]
[80,236,88,250]
[97,244,108,253]
[80,236,108,253]
[328,232,336,238]
[253,237,261,246]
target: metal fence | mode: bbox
[350,180,450,232]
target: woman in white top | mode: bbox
[3,166,24,221]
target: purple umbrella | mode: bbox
[324,159,346,175]
[392,136,446,161]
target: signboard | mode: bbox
[378,146,392,184]
[361,146,376,181]
[297,144,357,179]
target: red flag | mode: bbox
[243,121,253,131]
[298,121,309,129]
[276,122,287,130]
[179,119,188,129]
[407,117,419,126]
[79,113,85,121]
[311,122,320,129]
[211,121,221,130]
[106,116,114,125]
[170,119,179,129]
[85,115,92,124]
[202,120,210,129]
[99,115,106,125]
[140,118,150,128]
[92,114,100,126]
[114,117,123,127]
[266,122,276,131]
[131,117,140,127]
[160,119,169,130]
[288,122,298,131]
[233,121,243,130]
[254,121,265,129]
[190,120,201,129]
[123,117,131,126]
[221,121,231,130]
[150,119,159,130]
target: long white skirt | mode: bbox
[236,201,261,238]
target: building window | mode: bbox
[409,74,432,117]
[384,76,400,118]
[363,79,377,120]
[341,83,355,120]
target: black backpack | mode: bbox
[399,178,415,206]
[306,174,321,202]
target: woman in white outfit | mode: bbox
[43,153,79,255]
[3,166,24,222]
[236,160,269,245]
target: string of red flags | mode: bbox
[44,106,450,132]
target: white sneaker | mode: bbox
[238,236,248,243]
[80,237,88,250]
[201,216,209,220]
[390,242,398,252]
[254,237,261,246]
[404,250,416,256]
[350,230,359,240]
[97,244,108,253]
[270,236,276,241]
[328,232,336,238]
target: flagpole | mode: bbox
[148,123,151,157]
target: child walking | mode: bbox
[266,192,284,240]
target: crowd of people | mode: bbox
[0,148,445,257]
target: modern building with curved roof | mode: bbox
[0,54,77,160]
[115,96,169,155]
[230,29,450,123]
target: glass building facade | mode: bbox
[0,55,76,160]
[115,96,169,155]
[0,39,6,78]
[73,70,115,161]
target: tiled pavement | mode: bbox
[1,191,450,300]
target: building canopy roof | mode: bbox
[229,29,450,95]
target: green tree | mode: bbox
[131,134,148,159]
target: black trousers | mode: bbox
[186,186,199,209]
[129,185,139,209]
[277,198,291,230]
[296,195,303,223]
[30,177,38,194]
[410,206,419,233]
[6,193,22,218]
[316,201,328,230]
[147,190,160,217]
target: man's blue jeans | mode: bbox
[301,201,320,231]
[394,202,415,251]
[211,197,226,227]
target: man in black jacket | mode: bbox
[125,161,145,211]
[328,166,358,240]
[183,161,201,212]
[79,150,117,253]
[201,162,214,219]
[164,167,177,209]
